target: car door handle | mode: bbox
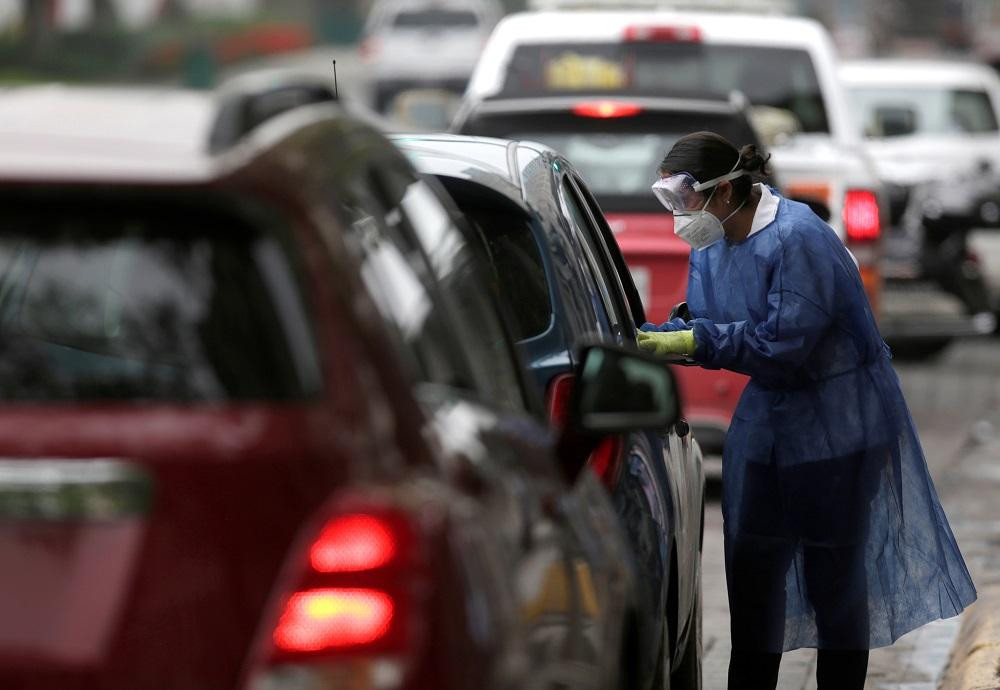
[0,459,153,521]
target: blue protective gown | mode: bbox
[645,194,976,652]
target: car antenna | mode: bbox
[332,59,339,99]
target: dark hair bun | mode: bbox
[738,144,771,176]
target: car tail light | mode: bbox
[842,189,883,318]
[623,24,702,43]
[546,373,575,428]
[273,588,395,652]
[573,101,643,119]
[843,189,881,243]
[546,374,624,491]
[310,514,397,573]
[587,436,624,489]
[246,505,429,690]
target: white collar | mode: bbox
[748,184,779,237]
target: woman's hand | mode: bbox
[637,329,696,357]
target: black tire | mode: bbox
[670,583,702,690]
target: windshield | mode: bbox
[849,86,999,137]
[462,109,761,212]
[0,194,320,402]
[500,42,829,133]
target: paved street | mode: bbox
[700,336,1000,690]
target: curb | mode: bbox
[940,584,1000,690]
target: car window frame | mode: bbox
[568,173,647,330]
[558,170,639,343]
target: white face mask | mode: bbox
[672,161,748,250]
[674,198,746,250]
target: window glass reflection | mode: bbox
[0,201,319,402]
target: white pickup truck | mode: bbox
[841,58,1000,348]
[456,6,886,315]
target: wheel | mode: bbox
[670,583,702,690]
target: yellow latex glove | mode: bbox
[636,329,696,357]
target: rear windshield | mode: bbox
[500,42,829,133]
[393,9,479,29]
[849,86,999,137]
[462,110,760,212]
[0,193,320,402]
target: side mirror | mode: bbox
[573,345,680,433]
[555,344,681,483]
[668,301,691,321]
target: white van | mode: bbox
[456,7,885,313]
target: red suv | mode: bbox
[0,86,682,690]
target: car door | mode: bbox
[558,171,672,511]
[330,135,629,690]
[569,171,704,635]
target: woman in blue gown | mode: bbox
[637,132,976,689]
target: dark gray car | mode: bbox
[396,134,706,690]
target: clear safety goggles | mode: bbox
[651,169,747,213]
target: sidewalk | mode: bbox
[937,424,1000,690]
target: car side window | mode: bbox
[570,174,645,329]
[558,176,625,341]
[387,170,528,412]
[339,152,526,412]
[332,160,479,393]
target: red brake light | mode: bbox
[310,514,396,572]
[623,24,702,43]
[546,373,575,428]
[273,588,395,652]
[256,505,427,674]
[546,374,624,491]
[844,189,880,242]
[588,436,624,490]
[573,101,643,119]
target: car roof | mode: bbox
[391,133,544,206]
[0,82,357,184]
[840,59,1000,89]
[0,85,220,182]
[470,94,747,116]
[483,9,826,48]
